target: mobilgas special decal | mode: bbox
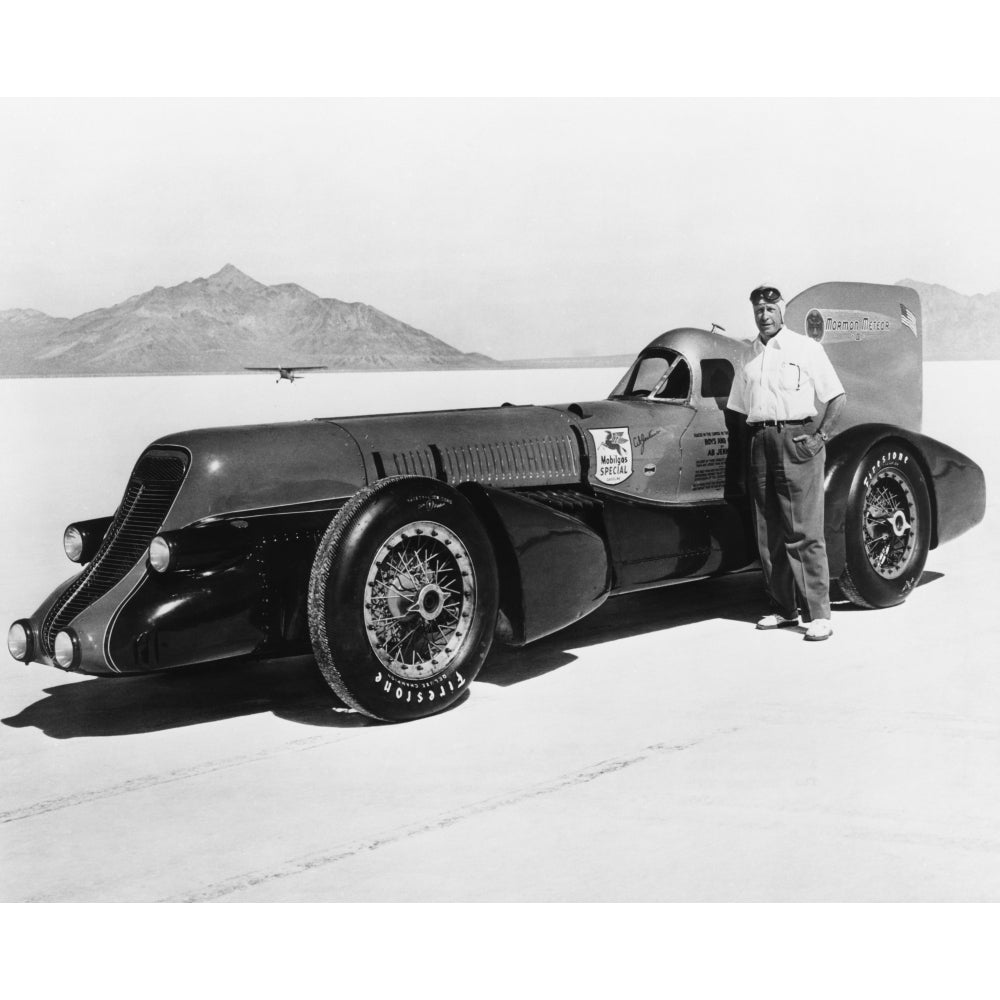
[588,428,633,485]
[800,309,895,344]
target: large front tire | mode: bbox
[838,442,931,608]
[308,477,499,721]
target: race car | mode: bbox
[7,282,986,721]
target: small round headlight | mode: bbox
[7,621,33,662]
[148,535,172,573]
[63,525,84,562]
[53,630,79,669]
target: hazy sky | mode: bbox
[3,97,998,359]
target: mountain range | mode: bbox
[1,269,997,376]
[0,265,494,376]
[895,280,1000,360]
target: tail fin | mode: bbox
[784,282,922,432]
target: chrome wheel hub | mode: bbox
[414,584,447,622]
[363,520,475,680]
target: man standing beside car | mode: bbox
[727,284,847,641]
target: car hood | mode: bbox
[151,420,368,529]
[150,403,592,529]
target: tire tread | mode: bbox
[837,442,930,610]
[307,477,417,720]
[837,563,876,609]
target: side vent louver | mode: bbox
[377,435,580,487]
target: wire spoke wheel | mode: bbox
[839,443,931,609]
[862,469,918,579]
[308,477,498,721]
[364,520,475,680]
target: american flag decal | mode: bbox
[900,303,918,336]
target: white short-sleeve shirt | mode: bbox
[727,326,845,422]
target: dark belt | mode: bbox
[747,418,813,431]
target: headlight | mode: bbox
[53,630,80,669]
[148,535,173,573]
[63,526,84,562]
[63,516,114,563]
[7,620,33,662]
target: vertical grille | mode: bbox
[40,449,188,657]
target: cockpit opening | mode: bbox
[609,349,692,403]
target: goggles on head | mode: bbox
[749,285,782,305]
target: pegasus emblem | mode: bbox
[603,430,628,456]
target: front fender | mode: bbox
[461,485,611,646]
[130,504,347,667]
[106,557,267,672]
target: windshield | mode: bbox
[609,349,691,402]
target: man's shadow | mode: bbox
[3,569,943,739]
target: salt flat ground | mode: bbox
[0,364,997,902]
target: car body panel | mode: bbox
[468,486,611,645]
[106,558,267,673]
[325,406,582,490]
[153,421,368,528]
[823,423,988,578]
[785,281,923,432]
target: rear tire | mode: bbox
[308,476,499,721]
[838,442,931,608]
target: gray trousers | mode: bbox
[749,425,831,621]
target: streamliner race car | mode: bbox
[7,282,986,722]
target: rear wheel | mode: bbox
[308,476,499,721]
[839,443,931,608]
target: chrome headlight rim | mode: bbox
[7,620,34,663]
[53,629,81,670]
[63,525,85,562]
[148,535,173,573]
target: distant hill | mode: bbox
[4,270,996,377]
[896,280,1000,360]
[0,265,498,376]
[499,354,634,369]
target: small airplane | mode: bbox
[245,365,328,383]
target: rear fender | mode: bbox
[824,424,986,577]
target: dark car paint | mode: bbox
[822,423,988,575]
[16,283,987,681]
[155,421,368,530]
[467,486,611,645]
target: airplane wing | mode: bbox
[287,366,328,372]
[244,367,280,371]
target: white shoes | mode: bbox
[756,613,799,630]
[755,614,834,641]
[804,619,833,642]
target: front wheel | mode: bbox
[838,442,932,608]
[308,477,499,721]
